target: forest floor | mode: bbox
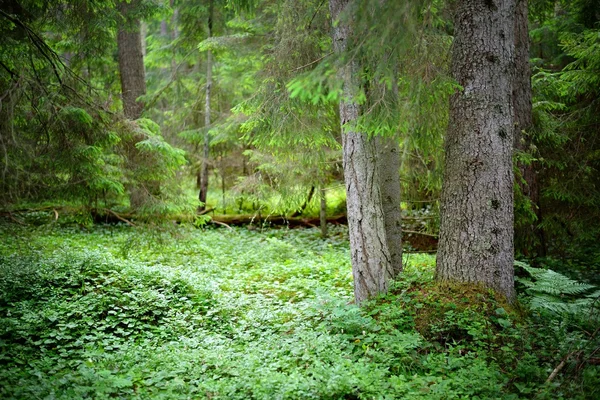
[0,222,598,399]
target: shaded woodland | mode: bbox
[1,0,600,398]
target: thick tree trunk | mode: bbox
[199,0,213,211]
[436,0,516,300]
[330,0,402,303]
[513,0,545,256]
[117,0,149,209]
[117,1,146,120]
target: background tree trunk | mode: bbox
[171,0,179,76]
[117,0,146,120]
[376,135,403,276]
[513,0,545,256]
[436,0,516,300]
[292,186,315,217]
[330,0,402,303]
[199,0,213,211]
[320,187,328,238]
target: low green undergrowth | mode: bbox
[0,223,598,399]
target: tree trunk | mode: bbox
[513,0,545,256]
[292,186,315,217]
[199,0,213,211]
[377,135,403,276]
[330,0,402,303]
[171,2,179,75]
[320,187,328,238]
[436,0,516,300]
[117,0,146,120]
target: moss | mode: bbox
[385,280,524,346]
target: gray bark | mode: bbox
[330,0,402,303]
[117,0,146,120]
[436,0,516,300]
[377,135,403,276]
[199,0,213,211]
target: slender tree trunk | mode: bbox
[292,186,315,217]
[330,0,402,303]
[320,187,328,238]
[513,0,545,256]
[436,0,516,300]
[171,2,179,76]
[198,0,213,211]
[117,0,146,120]
[221,162,226,214]
[141,22,147,57]
[377,135,403,276]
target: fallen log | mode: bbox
[209,214,348,228]
[208,214,438,251]
[1,207,438,251]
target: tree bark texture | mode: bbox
[377,135,403,276]
[436,0,516,300]
[330,0,402,303]
[513,0,544,256]
[199,0,213,211]
[117,1,146,120]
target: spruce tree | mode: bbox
[436,0,516,300]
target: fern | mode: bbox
[515,261,598,318]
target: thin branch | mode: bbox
[307,0,326,30]
[0,9,106,112]
[403,230,438,238]
[144,49,198,110]
[290,52,333,72]
[7,212,26,225]
[211,220,233,230]
[0,60,17,79]
[103,208,136,227]
[546,352,578,383]
[0,8,65,85]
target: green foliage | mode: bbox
[560,28,600,97]
[516,261,599,318]
[0,0,195,220]
[527,4,600,256]
[0,224,598,399]
[114,118,196,216]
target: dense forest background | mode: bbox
[1,0,600,263]
[1,0,600,398]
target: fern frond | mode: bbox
[529,294,571,314]
[532,269,595,296]
[515,261,598,318]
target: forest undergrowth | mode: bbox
[0,221,598,399]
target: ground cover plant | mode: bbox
[1,221,598,399]
[3,1,600,398]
